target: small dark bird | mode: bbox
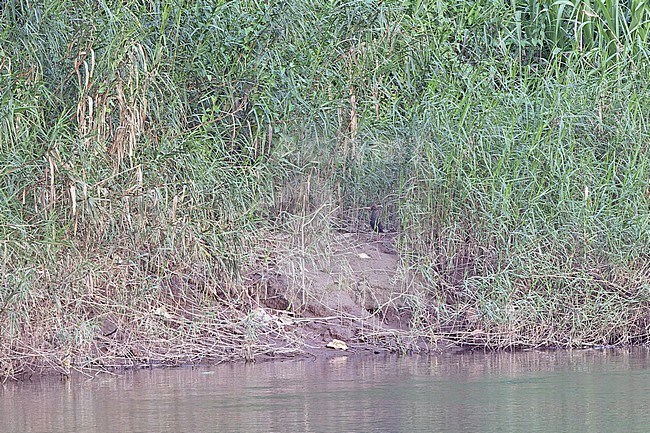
[369,204,385,233]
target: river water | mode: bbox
[2,348,649,432]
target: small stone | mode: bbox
[326,339,349,350]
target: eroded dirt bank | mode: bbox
[4,224,642,382]
[247,231,454,362]
[3,231,455,381]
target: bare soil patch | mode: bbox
[248,231,453,361]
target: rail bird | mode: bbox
[369,204,385,233]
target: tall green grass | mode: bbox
[520,0,650,65]
[402,63,650,347]
[1,0,650,375]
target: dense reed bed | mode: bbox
[1,0,649,378]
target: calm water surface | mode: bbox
[2,348,650,432]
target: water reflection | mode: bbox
[2,348,649,433]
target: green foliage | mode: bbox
[517,0,650,65]
[0,0,649,358]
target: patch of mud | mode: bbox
[247,232,454,359]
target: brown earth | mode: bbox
[2,229,459,381]
[247,231,456,361]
